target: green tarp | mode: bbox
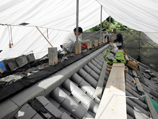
[144,95,158,114]
[104,50,126,64]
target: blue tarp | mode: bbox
[0,61,5,71]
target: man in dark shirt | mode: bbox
[110,29,124,49]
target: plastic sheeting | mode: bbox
[0,0,158,59]
[97,0,158,44]
[0,0,108,59]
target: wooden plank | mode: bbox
[94,61,107,98]
[95,63,126,119]
[125,54,129,60]
[132,70,143,92]
[144,92,158,119]
[113,63,124,67]
[83,117,94,119]
[117,50,123,52]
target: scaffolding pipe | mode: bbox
[100,5,102,41]
[36,26,53,47]
[76,0,79,43]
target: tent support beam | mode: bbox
[100,5,102,41]
[36,26,53,47]
[76,0,79,43]
[75,0,80,55]
[109,16,111,31]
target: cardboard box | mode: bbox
[126,60,138,70]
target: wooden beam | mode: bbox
[117,50,123,52]
[94,61,107,98]
[144,92,158,119]
[132,70,158,119]
[36,26,53,47]
[95,63,126,119]
[83,117,94,119]
[132,70,143,93]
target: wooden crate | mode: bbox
[126,60,138,70]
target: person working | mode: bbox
[61,27,86,53]
[110,29,124,49]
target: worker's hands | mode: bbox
[109,40,114,44]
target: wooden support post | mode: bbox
[99,39,102,45]
[94,40,98,47]
[102,39,104,43]
[0,68,3,73]
[105,37,108,43]
[75,42,81,55]
[124,66,128,83]
[36,26,53,47]
[48,47,58,66]
[84,40,92,50]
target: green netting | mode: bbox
[104,50,126,64]
[144,95,158,114]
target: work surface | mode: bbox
[95,63,126,119]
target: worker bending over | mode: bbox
[109,29,124,49]
[61,27,87,53]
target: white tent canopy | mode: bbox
[0,0,158,59]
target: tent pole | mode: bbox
[100,5,102,41]
[76,0,79,43]
[109,16,111,31]
[36,26,53,47]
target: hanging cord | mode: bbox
[10,25,13,45]
[124,27,158,51]
[8,25,12,48]
[36,26,53,47]
[47,29,49,39]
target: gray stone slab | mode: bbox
[45,102,62,118]
[80,54,93,64]
[37,73,62,96]
[10,84,44,107]
[32,114,43,119]
[15,104,37,119]
[0,99,19,119]
[61,112,72,119]
[94,61,107,98]
[54,68,71,85]
[36,96,50,106]
[65,60,84,76]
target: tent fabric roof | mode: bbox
[0,0,158,59]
